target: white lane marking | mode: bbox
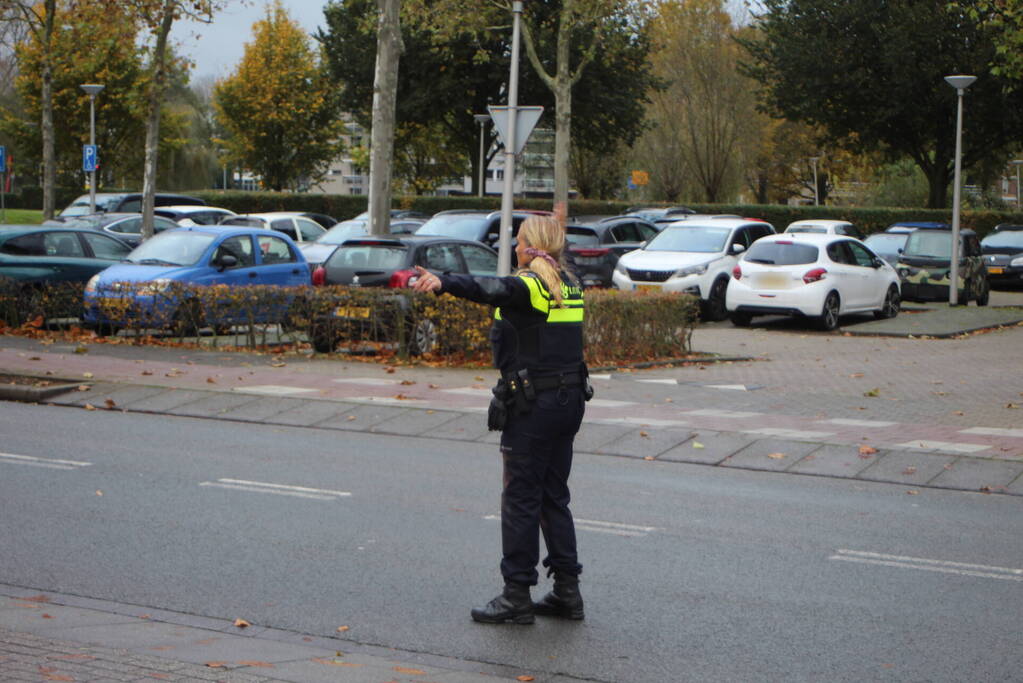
[586,399,636,408]
[0,452,92,470]
[484,515,656,538]
[894,440,990,453]
[743,427,835,439]
[199,478,351,501]
[589,374,612,381]
[234,385,318,396]
[344,396,426,405]
[686,409,762,419]
[960,427,1023,438]
[596,417,689,428]
[706,384,750,391]
[332,377,402,386]
[636,379,678,385]
[820,418,898,427]
[829,549,1023,582]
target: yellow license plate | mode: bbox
[335,306,370,318]
[987,266,1004,274]
[636,284,661,293]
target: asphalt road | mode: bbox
[1,402,1020,682]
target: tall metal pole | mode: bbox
[80,84,104,214]
[1013,160,1023,210]
[474,114,490,198]
[945,75,975,306]
[498,1,522,276]
[810,156,820,206]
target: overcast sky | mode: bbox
[172,2,328,83]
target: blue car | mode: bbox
[83,226,311,334]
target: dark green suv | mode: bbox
[896,227,989,305]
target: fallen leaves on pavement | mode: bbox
[767,452,786,459]
[233,618,250,628]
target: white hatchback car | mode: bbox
[784,219,863,240]
[726,233,900,330]
[611,218,776,320]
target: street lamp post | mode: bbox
[497,1,523,276]
[944,75,976,306]
[80,83,104,214]
[809,156,820,206]
[1012,159,1023,211]
[474,114,491,198]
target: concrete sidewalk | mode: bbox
[0,587,527,683]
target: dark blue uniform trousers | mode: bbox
[499,385,585,585]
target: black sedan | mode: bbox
[565,215,659,288]
[308,235,498,354]
[981,223,1023,287]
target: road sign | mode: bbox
[83,144,98,172]
[631,170,649,186]
[0,146,5,173]
[487,105,543,155]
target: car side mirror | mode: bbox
[731,243,746,254]
[215,253,238,271]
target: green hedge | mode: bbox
[1,278,699,365]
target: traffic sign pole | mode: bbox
[497,2,523,277]
[0,146,6,223]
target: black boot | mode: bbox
[470,582,534,624]
[534,573,584,620]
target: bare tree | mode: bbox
[131,0,228,238]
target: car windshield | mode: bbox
[327,244,408,269]
[864,233,909,251]
[220,217,264,228]
[416,215,487,240]
[317,220,368,245]
[565,229,599,247]
[744,241,819,265]
[61,215,114,228]
[787,225,827,233]
[903,231,952,259]
[981,230,1023,249]
[125,231,215,266]
[645,225,731,253]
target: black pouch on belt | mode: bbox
[487,379,510,431]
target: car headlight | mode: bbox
[614,261,628,275]
[1011,256,1023,267]
[674,262,709,278]
[136,279,173,295]
[84,275,100,294]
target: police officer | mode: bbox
[412,215,588,625]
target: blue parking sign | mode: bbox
[83,144,98,172]
[0,146,6,173]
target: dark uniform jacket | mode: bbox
[438,270,584,377]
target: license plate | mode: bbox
[987,266,1004,274]
[576,257,600,265]
[334,306,370,318]
[636,284,660,293]
[756,273,791,289]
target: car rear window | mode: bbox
[903,231,951,259]
[220,217,264,228]
[327,244,408,270]
[744,241,819,265]
[565,228,599,247]
[864,233,908,251]
[982,230,1023,249]
[786,225,826,233]
[416,215,488,241]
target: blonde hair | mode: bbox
[518,215,566,307]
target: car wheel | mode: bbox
[874,285,900,319]
[408,318,438,356]
[818,292,841,331]
[729,311,752,327]
[311,325,337,353]
[703,278,729,322]
[171,300,203,337]
[976,278,990,306]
